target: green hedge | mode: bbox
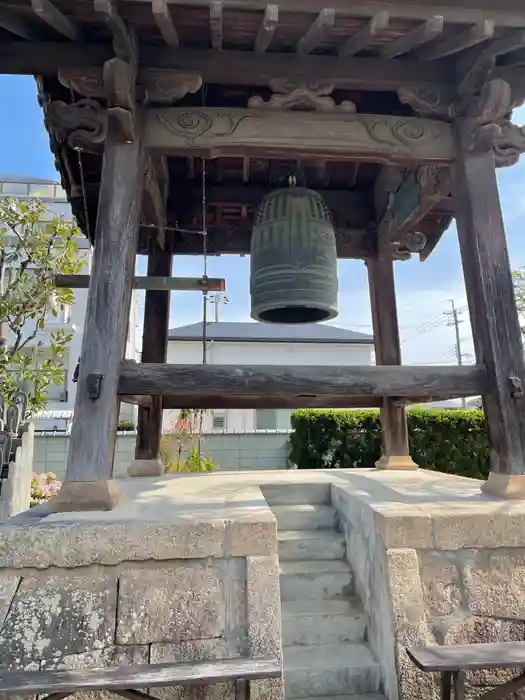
[289,409,490,480]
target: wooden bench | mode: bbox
[408,642,525,700]
[0,657,281,700]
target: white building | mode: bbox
[0,175,139,430]
[165,321,374,432]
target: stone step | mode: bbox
[278,530,345,561]
[280,560,353,601]
[282,599,367,646]
[263,483,331,506]
[284,643,381,698]
[272,505,336,531]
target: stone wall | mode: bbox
[0,423,34,521]
[0,481,283,700]
[331,476,525,700]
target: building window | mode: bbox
[256,409,277,430]
[212,412,226,430]
[255,409,292,430]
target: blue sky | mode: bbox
[1,74,525,364]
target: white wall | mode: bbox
[165,338,373,432]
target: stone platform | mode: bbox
[2,468,525,700]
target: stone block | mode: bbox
[226,517,277,557]
[247,555,284,700]
[0,520,226,569]
[0,572,117,664]
[419,551,463,616]
[0,572,20,629]
[374,512,434,549]
[462,550,525,618]
[387,549,426,627]
[432,509,525,550]
[117,561,226,644]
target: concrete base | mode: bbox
[482,471,525,499]
[375,454,418,470]
[48,479,124,512]
[127,458,165,477]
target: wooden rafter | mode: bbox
[418,19,494,60]
[338,12,389,58]
[152,0,179,47]
[210,1,223,50]
[381,16,443,59]
[297,8,334,54]
[0,9,40,40]
[255,4,278,53]
[30,0,78,40]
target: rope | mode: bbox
[68,88,91,238]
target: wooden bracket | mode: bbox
[376,165,450,260]
[94,0,136,64]
[86,374,104,400]
[103,57,137,143]
[45,99,106,152]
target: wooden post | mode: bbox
[128,241,172,477]
[453,121,525,498]
[52,116,145,511]
[366,241,417,470]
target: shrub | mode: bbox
[117,420,135,432]
[289,409,490,480]
[30,472,62,506]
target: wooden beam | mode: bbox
[30,0,78,40]
[122,395,153,408]
[0,44,454,94]
[0,9,40,40]
[210,1,223,50]
[381,16,444,60]
[60,115,145,503]
[255,4,278,53]
[152,0,179,47]
[118,362,488,403]
[145,107,455,164]
[419,19,494,61]
[55,275,226,291]
[163,225,374,258]
[297,9,335,54]
[453,121,525,482]
[122,0,525,30]
[367,239,414,467]
[338,11,390,58]
[136,243,172,462]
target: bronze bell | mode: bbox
[250,185,338,324]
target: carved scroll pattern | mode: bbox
[156,109,257,148]
[391,231,427,261]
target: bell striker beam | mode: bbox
[52,8,145,510]
[366,239,417,470]
[453,78,525,498]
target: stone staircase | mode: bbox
[263,484,386,700]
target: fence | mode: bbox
[33,430,292,477]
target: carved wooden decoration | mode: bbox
[103,57,136,142]
[45,99,107,151]
[59,68,203,105]
[94,0,136,64]
[145,107,455,164]
[397,85,458,119]
[460,78,525,167]
[378,164,450,260]
[248,80,355,112]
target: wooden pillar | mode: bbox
[52,117,145,511]
[128,241,172,477]
[366,241,417,470]
[453,122,525,498]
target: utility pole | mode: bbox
[208,293,229,322]
[447,300,466,408]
